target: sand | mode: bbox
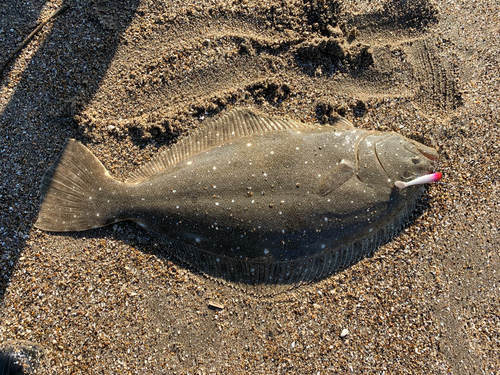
[0,0,498,373]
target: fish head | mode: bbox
[357,133,438,187]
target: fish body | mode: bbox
[35,109,438,290]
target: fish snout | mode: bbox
[405,140,439,167]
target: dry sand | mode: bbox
[0,0,498,373]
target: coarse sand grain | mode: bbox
[0,0,498,373]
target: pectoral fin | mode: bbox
[318,159,355,196]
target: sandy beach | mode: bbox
[0,0,498,373]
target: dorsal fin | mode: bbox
[330,116,354,131]
[125,108,310,184]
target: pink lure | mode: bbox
[395,172,442,189]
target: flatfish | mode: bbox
[35,109,439,291]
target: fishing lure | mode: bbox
[395,172,442,189]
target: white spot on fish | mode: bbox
[187,161,192,165]
[89,197,92,200]
[324,217,328,221]
[97,213,100,217]
[387,179,391,182]
[99,187,101,191]
[176,206,179,209]
[215,202,219,206]
[247,143,252,147]
[270,151,274,155]
[141,198,145,201]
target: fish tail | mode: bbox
[35,139,121,232]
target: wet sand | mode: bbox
[0,0,498,373]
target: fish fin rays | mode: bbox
[35,139,119,232]
[125,108,309,184]
[318,159,355,196]
[330,116,355,131]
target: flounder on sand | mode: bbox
[35,109,439,292]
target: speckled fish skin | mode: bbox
[35,109,438,289]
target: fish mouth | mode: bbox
[405,139,439,163]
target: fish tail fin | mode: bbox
[35,139,120,232]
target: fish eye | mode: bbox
[411,157,421,165]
